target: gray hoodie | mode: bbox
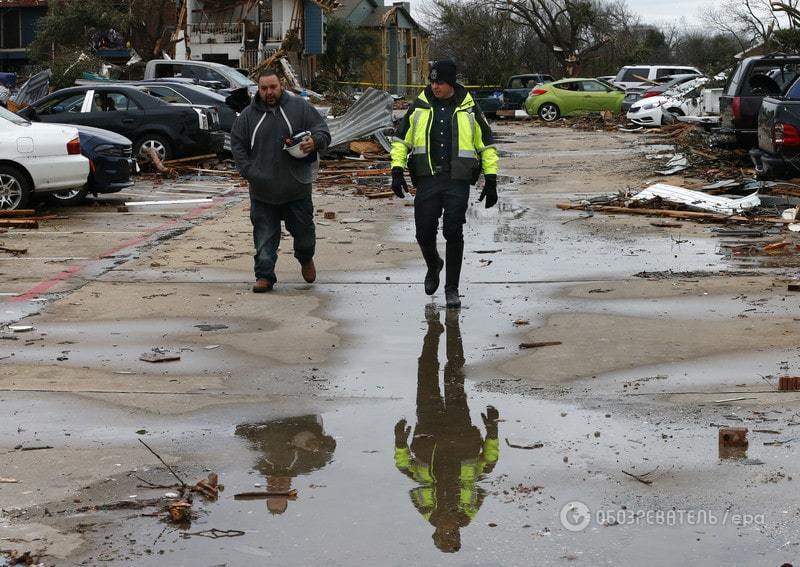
[230,91,331,205]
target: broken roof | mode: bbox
[336,0,427,34]
[310,0,340,11]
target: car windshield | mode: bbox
[218,66,255,88]
[0,105,29,125]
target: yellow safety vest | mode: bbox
[391,89,499,181]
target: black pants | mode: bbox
[414,176,470,246]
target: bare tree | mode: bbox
[492,0,632,70]
[419,0,556,84]
[703,0,800,51]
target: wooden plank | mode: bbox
[557,203,792,224]
[0,219,38,228]
[0,209,36,217]
[365,191,394,199]
[162,154,219,166]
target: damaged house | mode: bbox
[337,0,428,95]
[0,0,47,73]
[175,0,338,79]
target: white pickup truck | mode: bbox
[144,60,257,96]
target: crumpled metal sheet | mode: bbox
[11,69,52,106]
[632,183,760,214]
[328,88,394,148]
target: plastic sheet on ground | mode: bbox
[327,88,394,148]
[632,183,760,214]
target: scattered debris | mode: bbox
[233,489,299,500]
[182,528,245,539]
[519,341,562,349]
[167,498,193,523]
[139,350,181,363]
[622,467,660,485]
[719,427,749,450]
[193,473,220,500]
[7,325,33,333]
[779,376,800,391]
[631,184,760,214]
[505,438,543,450]
[194,324,228,332]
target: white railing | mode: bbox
[187,23,244,45]
[261,22,284,43]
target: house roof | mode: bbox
[335,0,426,34]
[334,0,374,19]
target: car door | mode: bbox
[552,81,582,113]
[579,80,618,111]
[79,90,144,140]
[29,91,90,125]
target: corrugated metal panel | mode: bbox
[327,88,393,148]
[11,68,50,106]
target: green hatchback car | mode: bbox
[524,78,625,121]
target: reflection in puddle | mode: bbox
[235,415,336,515]
[394,307,500,553]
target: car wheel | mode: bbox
[135,135,172,163]
[538,103,560,122]
[48,186,89,206]
[0,165,31,210]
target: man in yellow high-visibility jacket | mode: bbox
[394,307,500,553]
[390,60,499,309]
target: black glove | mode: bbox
[391,167,408,198]
[394,418,411,448]
[482,405,499,438]
[479,175,498,208]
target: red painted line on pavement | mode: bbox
[11,199,228,303]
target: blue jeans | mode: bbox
[249,195,316,283]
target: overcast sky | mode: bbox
[625,0,717,26]
[405,0,719,28]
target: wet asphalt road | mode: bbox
[4,130,800,566]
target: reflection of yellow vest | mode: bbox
[394,438,500,521]
[391,91,499,181]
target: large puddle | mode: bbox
[4,130,800,566]
[14,302,798,566]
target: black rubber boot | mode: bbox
[419,243,444,295]
[444,240,464,309]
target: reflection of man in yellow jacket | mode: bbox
[394,307,500,553]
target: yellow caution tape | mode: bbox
[334,80,503,89]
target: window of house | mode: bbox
[2,9,20,49]
[412,37,417,58]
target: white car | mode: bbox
[0,106,89,209]
[626,78,708,127]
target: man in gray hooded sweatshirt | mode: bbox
[231,69,331,292]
